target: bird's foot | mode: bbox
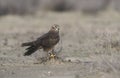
[35,54,56,64]
[48,53,63,64]
[34,53,63,64]
[49,53,56,59]
[49,52,62,60]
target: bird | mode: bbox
[21,24,60,60]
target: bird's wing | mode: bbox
[23,33,49,56]
[36,32,49,41]
[35,31,60,48]
[35,32,50,44]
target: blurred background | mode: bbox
[0,0,119,15]
[0,0,120,78]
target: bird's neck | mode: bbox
[49,30,59,34]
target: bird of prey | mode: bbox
[21,24,60,60]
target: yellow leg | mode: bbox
[49,53,56,60]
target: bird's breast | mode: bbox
[49,38,59,44]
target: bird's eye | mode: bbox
[55,26,57,28]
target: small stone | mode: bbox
[47,71,53,76]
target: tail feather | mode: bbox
[24,45,38,56]
[21,42,33,47]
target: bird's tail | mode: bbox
[21,42,34,47]
[24,45,38,56]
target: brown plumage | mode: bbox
[22,24,60,56]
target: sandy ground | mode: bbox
[0,11,120,78]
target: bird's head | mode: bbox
[50,24,60,32]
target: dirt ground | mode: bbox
[0,11,120,78]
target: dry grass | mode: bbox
[0,11,120,78]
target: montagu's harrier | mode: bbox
[21,24,60,60]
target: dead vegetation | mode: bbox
[0,11,120,78]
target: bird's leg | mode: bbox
[47,50,54,60]
[51,49,63,61]
[40,50,55,64]
[48,49,63,64]
[49,49,59,60]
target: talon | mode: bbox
[50,54,56,58]
[49,53,56,59]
